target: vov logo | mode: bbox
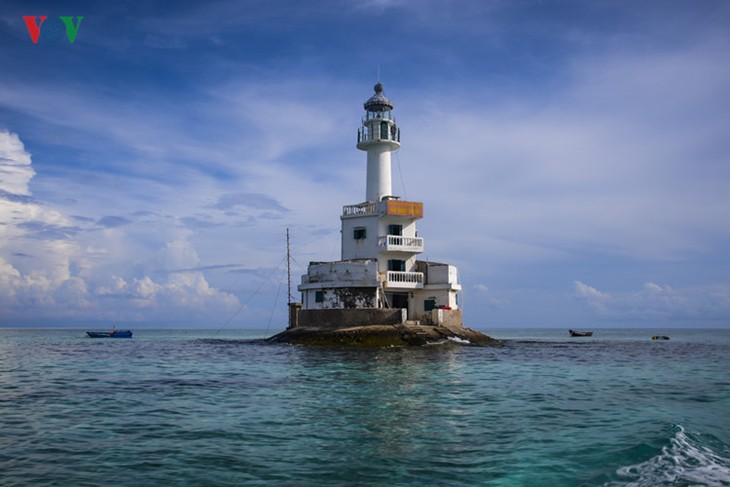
[22,16,84,44]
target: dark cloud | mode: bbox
[213,192,289,213]
[98,216,132,228]
[180,216,223,229]
[71,215,96,224]
[132,210,160,217]
[228,267,273,275]
[162,264,258,274]
[0,189,34,204]
[18,221,80,240]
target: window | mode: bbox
[353,227,366,240]
[424,299,436,312]
[388,224,402,236]
[315,291,324,303]
[380,121,388,140]
[388,259,406,272]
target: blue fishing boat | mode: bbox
[86,327,132,338]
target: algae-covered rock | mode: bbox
[267,324,501,347]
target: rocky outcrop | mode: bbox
[267,323,501,347]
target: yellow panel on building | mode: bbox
[385,200,424,218]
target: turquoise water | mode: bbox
[1,327,729,486]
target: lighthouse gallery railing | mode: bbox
[342,202,379,216]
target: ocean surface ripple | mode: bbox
[1,328,729,486]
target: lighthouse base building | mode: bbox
[297,202,463,329]
[270,83,498,346]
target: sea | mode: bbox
[1,327,729,487]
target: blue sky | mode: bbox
[1,0,729,329]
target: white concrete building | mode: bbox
[297,83,462,326]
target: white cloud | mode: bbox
[1,3,728,328]
[473,284,504,309]
[158,236,200,271]
[571,280,730,323]
[400,38,730,264]
[644,282,668,294]
[96,275,127,296]
[573,280,612,315]
[0,136,83,293]
[0,131,35,196]
[573,281,611,302]
[0,130,242,324]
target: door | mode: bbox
[387,292,409,309]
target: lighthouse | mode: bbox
[358,82,400,203]
[290,81,465,332]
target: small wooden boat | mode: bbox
[652,335,670,340]
[569,329,593,337]
[86,328,132,338]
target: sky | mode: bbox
[1,0,729,329]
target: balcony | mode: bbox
[342,200,424,219]
[384,271,424,289]
[357,124,401,144]
[342,201,380,217]
[378,235,424,253]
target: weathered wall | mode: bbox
[302,260,378,287]
[412,289,459,318]
[324,287,377,309]
[442,309,463,328]
[288,302,302,329]
[419,308,464,327]
[341,215,380,260]
[430,308,463,327]
[297,308,406,329]
[415,261,460,286]
[299,260,381,309]
[302,287,378,310]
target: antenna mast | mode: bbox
[286,228,292,304]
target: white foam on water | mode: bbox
[612,425,730,487]
[446,336,471,345]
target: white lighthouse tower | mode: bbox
[295,83,463,329]
[359,82,399,203]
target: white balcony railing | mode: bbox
[378,235,424,253]
[385,271,424,289]
[342,202,380,216]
